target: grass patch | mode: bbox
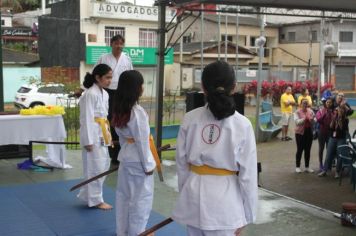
[161,138,176,161]
[349,112,356,120]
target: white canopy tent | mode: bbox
[153,0,356,147]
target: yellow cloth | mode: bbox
[190,164,237,176]
[297,95,312,107]
[94,117,113,147]
[280,93,295,113]
[20,105,65,116]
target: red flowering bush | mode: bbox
[243,80,334,106]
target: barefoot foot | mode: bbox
[95,202,112,210]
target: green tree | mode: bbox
[1,0,40,13]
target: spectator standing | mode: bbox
[318,104,349,178]
[297,88,312,108]
[280,86,296,141]
[96,34,133,165]
[315,97,333,172]
[172,61,257,236]
[294,98,315,173]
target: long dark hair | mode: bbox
[83,64,112,88]
[111,70,144,128]
[202,60,236,120]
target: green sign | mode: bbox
[86,46,173,65]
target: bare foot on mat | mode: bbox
[95,202,113,210]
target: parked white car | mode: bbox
[14,83,77,109]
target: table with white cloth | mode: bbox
[0,115,71,168]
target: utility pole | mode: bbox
[0,12,4,112]
[254,9,266,141]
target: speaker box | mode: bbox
[185,92,245,115]
[186,92,205,112]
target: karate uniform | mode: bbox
[77,83,110,207]
[96,53,133,90]
[172,105,258,235]
[115,105,156,236]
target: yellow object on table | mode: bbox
[20,105,65,116]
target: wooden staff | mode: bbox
[70,144,170,192]
[138,217,173,236]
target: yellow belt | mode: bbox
[94,117,113,147]
[190,164,237,176]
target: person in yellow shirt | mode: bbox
[297,88,312,108]
[280,86,296,141]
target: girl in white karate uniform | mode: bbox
[172,61,258,236]
[111,70,156,236]
[78,64,113,210]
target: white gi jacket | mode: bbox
[115,104,156,236]
[96,52,133,90]
[78,83,110,207]
[115,104,156,172]
[172,105,258,230]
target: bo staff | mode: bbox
[138,217,173,236]
[70,144,170,192]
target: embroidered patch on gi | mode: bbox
[201,124,221,144]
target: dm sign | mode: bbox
[86,46,173,65]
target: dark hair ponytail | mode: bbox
[83,64,112,88]
[202,60,236,120]
[111,70,144,128]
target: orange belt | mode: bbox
[190,164,238,176]
[125,136,163,180]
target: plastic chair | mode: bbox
[337,144,356,188]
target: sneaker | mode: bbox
[334,172,340,179]
[281,137,286,141]
[296,167,302,173]
[285,136,293,141]
[305,168,314,173]
[318,171,327,177]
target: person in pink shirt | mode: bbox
[293,98,315,173]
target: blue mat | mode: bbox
[0,180,186,236]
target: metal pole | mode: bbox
[225,14,228,61]
[154,1,166,153]
[306,27,312,81]
[42,0,46,15]
[235,6,239,75]
[318,12,325,106]
[0,12,4,112]
[255,9,265,140]
[179,17,183,95]
[218,6,221,60]
[200,4,204,71]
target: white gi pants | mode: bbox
[187,225,237,236]
[77,145,110,207]
[116,162,154,236]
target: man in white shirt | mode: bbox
[96,35,133,164]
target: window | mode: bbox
[17,87,32,93]
[221,35,233,42]
[280,34,285,40]
[139,29,157,47]
[310,30,317,41]
[250,36,257,46]
[339,31,353,42]
[38,86,64,94]
[183,35,191,43]
[288,32,296,42]
[1,19,4,26]
[105,26,125,46]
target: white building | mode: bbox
[79,1,176,97]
